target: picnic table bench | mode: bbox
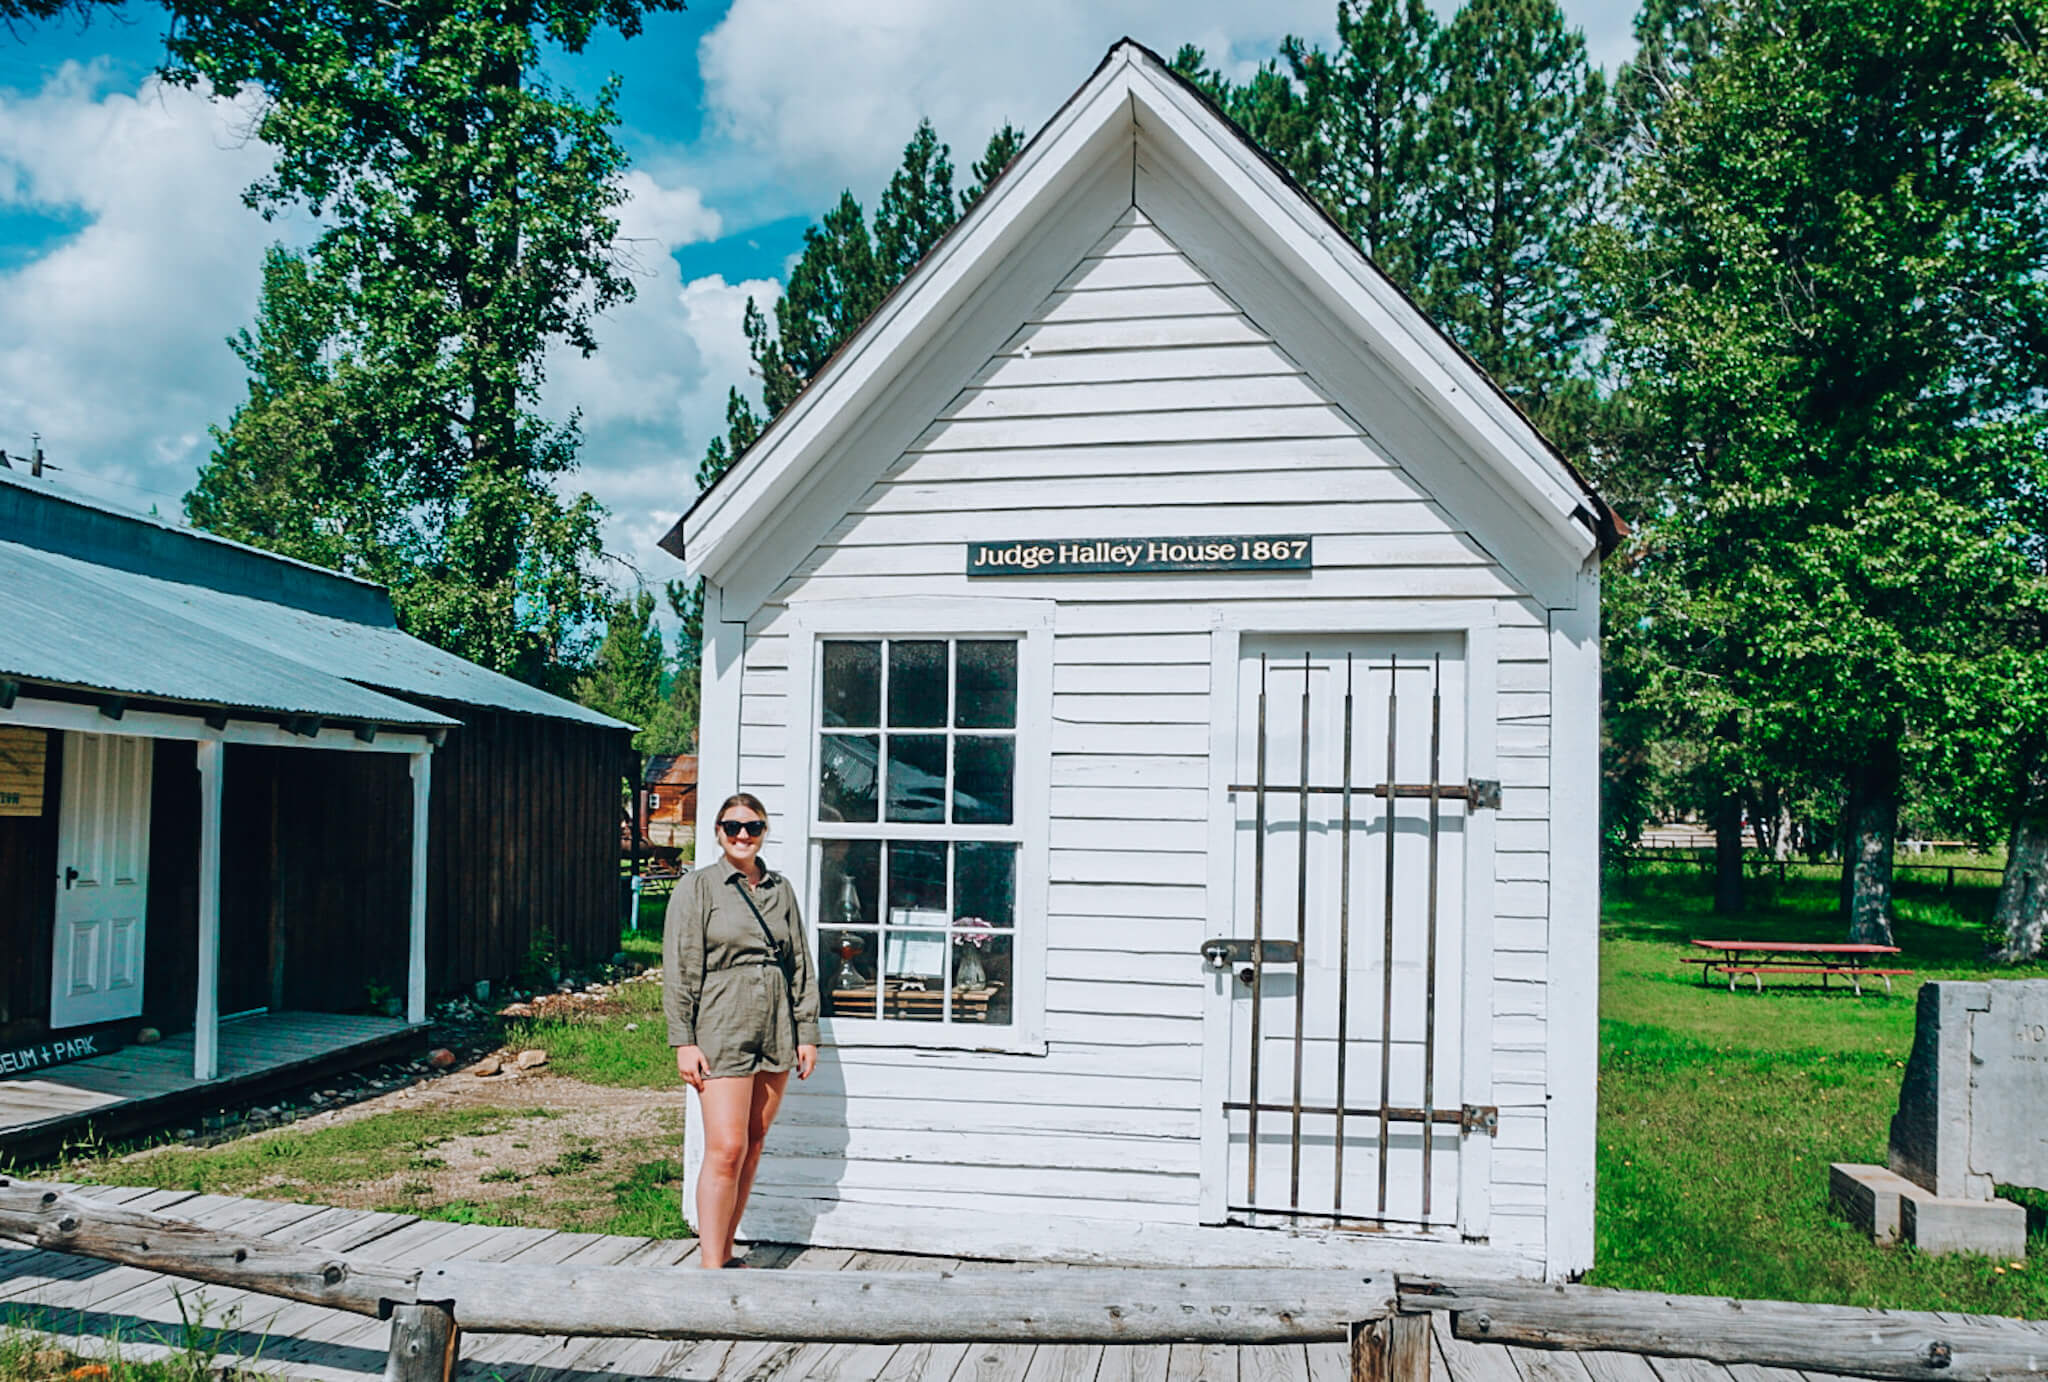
[1684,939,1911,996]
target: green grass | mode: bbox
[500,972,675,1088]
[48,1107,556,1199]
[1,1301,269,1382]
[1593,865,2048,1310]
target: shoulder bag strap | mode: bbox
[728,875,790,966]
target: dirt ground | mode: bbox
[66,1058,693,1235]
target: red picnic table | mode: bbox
[1684,939,1911,996]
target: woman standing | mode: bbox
[663,793,819,1268]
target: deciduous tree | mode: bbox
[174,0,681,688]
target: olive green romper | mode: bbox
[662,863,821,1078]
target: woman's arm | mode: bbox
[663,873,707,1049]
[785,889,821,1061]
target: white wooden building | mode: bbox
[662,41,1615,1282]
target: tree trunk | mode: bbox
[1840,750,1898,946]
[1994,750,2048,963]
[1713,792,1744,915]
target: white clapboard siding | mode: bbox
[1087,222,1180,258]
[911,406,1368,455]
[817,503,1453,547]
[969,341,1300,388]
[1048,915,1205,957]
[939,374,1332,421]
[1054,252,1214,292]
[719,199,1562,1267]
[887,436,1397,482]
[1053,662,1209,696]
[1031,282,1242,322]
[999,314,1271,354]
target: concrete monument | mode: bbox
[1831,980,2042,1258]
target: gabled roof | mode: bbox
[663,39,1614,596]
[1,471,629,731]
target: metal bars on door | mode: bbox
[1219,651,1497,1229]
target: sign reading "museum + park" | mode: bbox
[967,535,1314,576]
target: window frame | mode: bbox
[786,597,1053,1054]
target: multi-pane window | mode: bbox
[814,639,1018,1027]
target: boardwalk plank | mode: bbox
[1578,1353,1664,1382]
[1165,1343,1234,1382]
[957,1342,1039,1382]
[1302,1340,1348,1382]
[1644,1361,1734,1382]
[1237,1343,1308,1382]
[1024,1343,1104,1382]
[1432,1319,1519,1382]
[460,1232,657,1375]
[1511,1346,1598,1382]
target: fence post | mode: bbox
[1349,1315,1428,1382]
[384,1302,459,1382]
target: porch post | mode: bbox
[407,750,431,1025]
[193,738,223,1081]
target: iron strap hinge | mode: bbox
[1466,779,1501,810]
[1461,1104,1499,1135]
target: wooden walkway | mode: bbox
[0,1013,420,1162]
[0,1187,1891,1382]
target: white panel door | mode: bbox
[1221,634,1470,1231]
[51,732,152,1028]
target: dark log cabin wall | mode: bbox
[0,730,60,1048]
[419,701,630,992]
[2,708,625,1046]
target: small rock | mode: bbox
[135,1027,161,1046]
[516,1048,549,1070]
[498,1002,535,1019]
[624,1022,639,1032]
[426,1048,457,1069]
[469,1055,505,1077]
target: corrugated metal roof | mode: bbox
[19,543,630,731]
[0,541,457,727]
[0,474,631,731]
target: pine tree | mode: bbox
[963,123,1027,211]
[1419,0,1607,425]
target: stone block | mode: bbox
[1889,979,2048,1201]
[1830,1162,1919,1244]
[1900,1192,2028,1258]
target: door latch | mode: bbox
[1200,938,1300,984]
[63,866,78,890]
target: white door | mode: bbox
[51,731,152,1028]
[1217,634,1478,1232]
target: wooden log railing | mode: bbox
[10,1179,2048,1382]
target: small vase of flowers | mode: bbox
[953,916,993,989]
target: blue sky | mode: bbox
[0,0,1637,588]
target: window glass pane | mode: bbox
[953,841,1016,929]
[953,736,1015,825]
[822,641,881,728]
[885,734,947,822]
[882,931,947,1022]
[819,839,879,929]
[955,641,1018,729]
[819,928,877,1018]
[887,840,949,918]
[819,735,879,822]
[888,641,948,727]
[951,932,1012,1027]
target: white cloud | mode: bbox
[0,63,289,511]
[544,164,777,592]
[698,2,1340,207]
[698,0,1637,211]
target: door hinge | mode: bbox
[1461,1104,1499,1135]
[1466,779,1501,810]
[1199,938,1301,971]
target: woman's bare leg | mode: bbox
[730,1070,791,1239]
[695,1075,757,1268]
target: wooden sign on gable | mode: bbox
[0,726,48,817]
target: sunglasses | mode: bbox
[719,819,767,840]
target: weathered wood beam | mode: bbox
[0,1179,418,1318]
[1400,1278,2048,1382]
[1349,1314,1430,1382]
[422,1263,1395,1343]
[384,1302,460,1382]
